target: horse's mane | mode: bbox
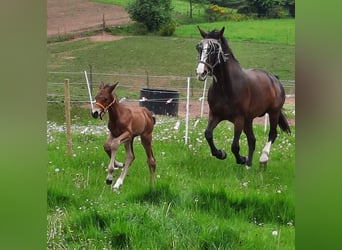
[207,29,239,63]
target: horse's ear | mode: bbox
[109,81,119,93]
[219,27,225,37]
[197,26,207,38]
[99,81,104,89]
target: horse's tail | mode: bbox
[278,110,291,134]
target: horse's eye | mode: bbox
[196,44,202,52]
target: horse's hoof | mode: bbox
[237,156,247,165]
[259,161,268,169]
[216,149,227,160]
[106,179,112,185]
[245,165,251,170]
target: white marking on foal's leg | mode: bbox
[114,160,124,168]
[113,177,123,190]
[260,141,272,165]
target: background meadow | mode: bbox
[48,116,295,249]
[47,6,295,249]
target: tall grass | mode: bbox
[47,117,295,249]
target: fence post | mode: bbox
[200,78,207,118]
[89,64,93,95]
[185,77,190,144]
[64,79,73,156]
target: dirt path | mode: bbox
[47,0,130,37]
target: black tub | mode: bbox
[139,88,179,116]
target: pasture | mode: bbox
[47,118,295,249]
[47,16,295,248]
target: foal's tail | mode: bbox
[278,110,291,134]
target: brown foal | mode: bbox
[92,82,156,190]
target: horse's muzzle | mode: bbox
[92,111,99,119]
[197,71,208,81]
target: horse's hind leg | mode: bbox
[113,139,135,190]
[104,134,124,168]
[141,133,156,186]
[259,113,279,167]
[205,114,226,160]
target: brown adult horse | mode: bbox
[92,82,156,190]
[196,27,291,168]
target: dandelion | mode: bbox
[55,168,60,173]
[272,230,278,236]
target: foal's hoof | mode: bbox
[215,149,227,160]
[106,179,113,185]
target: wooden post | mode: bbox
[64,79,73,156]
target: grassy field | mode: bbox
[47,8,295,249]
[48,117,295,249]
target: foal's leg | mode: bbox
[205,113,226,160]
[231,118,247,165]
[105,136,121,185]
[106,131,131,185]
[104,134,124,168]
[113,139,135,190]
[141,133,156,186]
[259,113,279,167]
[243,120,256,169]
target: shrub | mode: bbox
[205,4,226,22]
[159,22,176,36]
[127,0,172,32]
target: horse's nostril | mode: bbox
[92,111,99,119]
[201,71,208,79]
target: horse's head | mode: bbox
[196,26,228,81]
[92,82,118,120]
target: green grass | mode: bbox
[47,36,294,79]
[47,118,295,249]
[175,19,295,45]
[47,8,295,248]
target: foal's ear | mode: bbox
[99,81,105,89]
[197,26,207,38]
[109,81,119,93]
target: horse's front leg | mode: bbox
[105,136,120,185]
[243,120,256,169]
[231,118,247,166]
[103,134,124,168]
[205,114,226,160]
[113,138,135,190]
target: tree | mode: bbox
[128,0,173,32]
[238,0,287,18]
[188,0,208,19]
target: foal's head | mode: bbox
[196,26,229,81]
[92,82,118,120]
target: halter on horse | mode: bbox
[196,26,291,168]
[92,82,156,190]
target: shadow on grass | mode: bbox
[128,183,179,205]
[193,189,294,225]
